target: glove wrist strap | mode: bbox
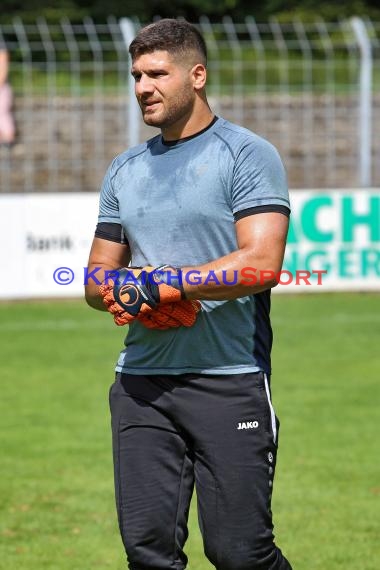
[152,265,185,299]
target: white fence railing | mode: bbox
[0,17,380,193]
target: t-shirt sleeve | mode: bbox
[97,159,121,224]
[231,137,290,216]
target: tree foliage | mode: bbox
[1,0,380,23]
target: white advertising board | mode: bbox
[0,190,379,299]
[0,193,99,299]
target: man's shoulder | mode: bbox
[214,118,279,157]
[110,134,160,173]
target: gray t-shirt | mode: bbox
[98,117,289,375]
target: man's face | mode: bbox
[131,50,196,130]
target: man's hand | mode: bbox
[137,300,201,330]
[99,266,200,327]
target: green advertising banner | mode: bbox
[280,190,380,292]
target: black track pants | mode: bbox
[109,371,292,570]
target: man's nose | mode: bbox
[135,75,155,96]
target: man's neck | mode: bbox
[161,106,214,142]
[161,115,218,146]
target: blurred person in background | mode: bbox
[0,46,16,146]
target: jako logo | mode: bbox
[237,421,259,430]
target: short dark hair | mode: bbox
[129,19,207,66]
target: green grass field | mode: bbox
[0,293,379,569]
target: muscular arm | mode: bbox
[182,212,289,300]
[85,212,288,309]
[85,237,131,310]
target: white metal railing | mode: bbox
[0,16,379,193]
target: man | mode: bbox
[85,18,292,570]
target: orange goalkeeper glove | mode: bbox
[137,300,201,330]
[99,265,200,328]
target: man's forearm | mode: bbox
[85,245,285,306]
[181,248,284,300]
[84,264,116,311]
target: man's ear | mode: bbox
[191,63,207,90]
